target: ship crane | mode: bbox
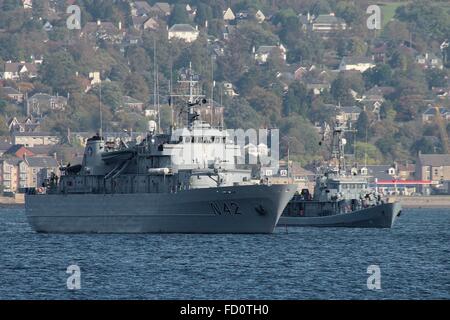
[434,106,450,154]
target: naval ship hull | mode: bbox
[278,202,402,228]
[25,184,295,234]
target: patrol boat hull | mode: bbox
[26,184,295,234]
[278,202,402,228]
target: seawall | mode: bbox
[390,196,450,209]
[0,194,24,206]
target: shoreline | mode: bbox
[389,196,450,209]
[1,195,450,209]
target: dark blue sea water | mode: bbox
[0,207,449,300]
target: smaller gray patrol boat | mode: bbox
[278,123,402,228]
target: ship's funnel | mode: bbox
[82,135,105,175]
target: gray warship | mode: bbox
[278,122,402,228]
[25,71,296,233]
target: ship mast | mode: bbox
[170,62,206,129]
[330,121,356,175]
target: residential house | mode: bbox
[132,16,159,31]
[416,153,450,194]
[210,43,225,59]
[196,100,224,127]
[397,163,416,180]
[223,8,235,21]
[359,164,407,195]
[371,42,388,63]
[43,21,53,32]
[145,108,158,118]
[222,25,236,41]
[360,86,386,116]
[185,4,196,20]
[336,105,362,122]
[88,72,101,85]
[311,13,347,33]
[168,24,199,43]
[0,142,12,156]
[8,117,41,133]
[0,155,59,192]
[431,86,450,99]
[80,20,124,44]
[23,156,59,188]
[254,44,286,64]
[236,11,249,20]
[131,1,152,17]
[3,144,35,158]
[74,71,101,93]
[223,83,238,97]
[254,10,266,23]
[2,61,39,80]
[149,2,172,17]
[22,0,32,9]
[0,158,20,193]
[416,52,443,70]
[132,16,148,30]
[12,132,60,147]
[339,56,375,72]
[1,87,24,103]
[422,106,450,123]
[121,96,145,112]
[298,12,312,31]
[294,66,308,81]
[306,80,331,95]
[28,93,67,115]
[143,17,159,31]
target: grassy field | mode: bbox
[377,1,408,27]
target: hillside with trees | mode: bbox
[0,0,450,166]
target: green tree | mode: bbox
[355,111,370,139]
[282,82,309,117]
[425,69,448,89]
[335,1,363,25]
[123,74,149,102]
[194,3,212,26]
[40,51,77,95]
[224,98,263,130]
[396,1,450,41]
[127,46,150,74]
[169,4,190,26]
[0,116,10,136]
[2,0,20,11]
[248,87,283,126]
[330,73,362,105]
[363,64,393,88]
[92,82,123,112]
[355,141,383,164]
[278,115,321,163]
[412,137,438,154]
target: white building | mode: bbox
[223,8,235,21]
[12,132,60,147]
[255,10,266,23]
[311,13,347,33]
[168,24,199,43]
[254,44,286,64]
[339,56,375,72]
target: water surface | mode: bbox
[0,208,448,299]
